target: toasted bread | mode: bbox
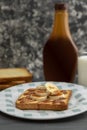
[16,83,72,111]
[0,80,27,90]
[0,68,32,83]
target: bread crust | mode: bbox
[0,80,27,90]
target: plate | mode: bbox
[0,82,87,120]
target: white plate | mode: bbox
[0,82,87,120]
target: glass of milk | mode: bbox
[78,51,87,86]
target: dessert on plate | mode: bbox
[16,82,72,111]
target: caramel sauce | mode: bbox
[53,99,65,105]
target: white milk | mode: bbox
[78,55,87,86]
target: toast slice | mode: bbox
[16,83,72,111]
[0,80,27,90]
[0,68,32,83]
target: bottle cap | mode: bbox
[55,3,68,10]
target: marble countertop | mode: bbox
[0,0,87,81]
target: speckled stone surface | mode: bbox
[0,0,87,81]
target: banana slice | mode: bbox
[30,93,47,102]
[36,85,46,90]
[49,94,65,100]
[34,89,48,96]
[45,82,59,95]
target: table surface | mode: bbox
[0,111,87,130]
[0,79,87,130]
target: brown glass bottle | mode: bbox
[43,3,78,82]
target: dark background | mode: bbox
[0,0,87,81]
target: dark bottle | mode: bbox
[43,3,78,82]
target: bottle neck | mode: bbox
[51,9,71,38]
